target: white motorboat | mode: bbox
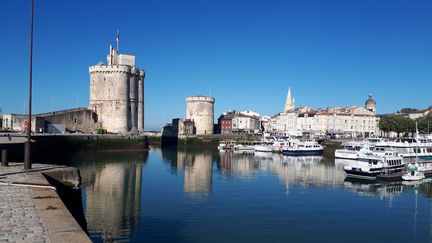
[344,153,405,180]
[218,140,235,150]
[282,139,323,156]
[402,164,425,181]
[402,170,425,181]
[234,141,256,152]
[254,139,274,153]
[271,138,294,153]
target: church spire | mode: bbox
[284,87,294,112]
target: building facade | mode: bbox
[267,90,378,137]
[89,46,145,134]
[218,110,261,134]
[218,110,236,134]
[0,108,97,133]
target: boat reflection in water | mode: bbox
[72,148,432,242]
[220,151,347,190]
[75,152,148,242]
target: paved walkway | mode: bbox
[0,163,62,243]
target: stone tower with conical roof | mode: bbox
[284,87,295,112]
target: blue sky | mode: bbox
[1,0,431,130]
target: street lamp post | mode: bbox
[24,0,34,171]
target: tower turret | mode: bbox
[365,94,376,114]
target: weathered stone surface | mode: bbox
[0,163,91,243]
[0,164,48,242]
[89,46,145,134]
[186,96,215,135]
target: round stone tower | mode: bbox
[186,96,215,135]
[89,65,131,133]
[89,46,145,134]
[365,94,376,114]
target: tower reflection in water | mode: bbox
[181,152,212,198]
[161,146,213,199]
[77,152,148,241]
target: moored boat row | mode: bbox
[218,137,324,156]
[335,134,432,160]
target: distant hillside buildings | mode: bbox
[405,106,432,120]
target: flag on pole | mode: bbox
[116,30,120,50]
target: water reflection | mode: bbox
[219,151,345,189]
[161,147,213,198]
[218,151,260,179]
[181,152,213,198]
[72,152,148,242]
[70,148,432,242]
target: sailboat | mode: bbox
[403,122,426,181]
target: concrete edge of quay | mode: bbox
[25,166,92,243]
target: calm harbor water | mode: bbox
[68,146,432,243]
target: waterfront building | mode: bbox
[173,118,194,135]
[89,46,146,134]
[310,106,378,137]
[0,108,97,133]
[218,110,261,134]
[232,113,260,134]
[266,89,378,137]
[218,110,236,134]
[0,114,43,133]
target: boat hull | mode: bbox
[344,165,405,180]
[334,150,358,160]
[282,150,323,156]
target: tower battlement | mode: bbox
[186,96,215,103]
[89,65,131,74]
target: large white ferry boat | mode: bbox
[379,137,432,158]
[334,138,387,160]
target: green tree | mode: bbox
[379,114,415,135]
[416,113,432,133]
[400,108,418,114]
